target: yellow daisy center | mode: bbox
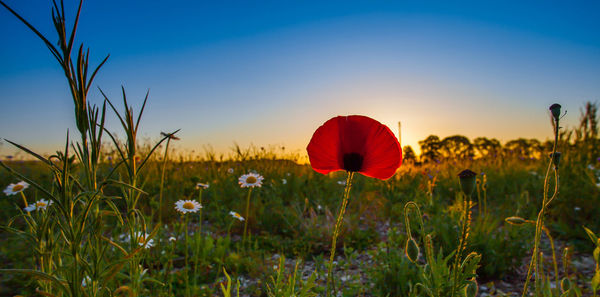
[182,202,196,210]
[36,202,47,207]
[12,184,24,191]
[245,176,257,184]
[235,213,241,218]
[138,236,146,244]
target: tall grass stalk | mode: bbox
[158,131,179,226]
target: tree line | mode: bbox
[403,101,599,164]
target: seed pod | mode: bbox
[549,103,562,120]
[550,152,562,169]
[505,216,527,226]
[464,279,478,297]
[458,169,477,196]
[560,277,571,292]
[405,237,420,263]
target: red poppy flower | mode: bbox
[307,115,402,180]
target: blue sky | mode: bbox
[1,0,599,158]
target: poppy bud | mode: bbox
[458,169,477,196]
[549,103,562,120]
[560,277,571,292]
[550,152,562,169]
[505,216,527,226]
[405,237,420,263]
[464,280,478,297]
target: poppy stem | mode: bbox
[326,171,354,297]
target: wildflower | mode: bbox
[4,181,29,196]
[306,115,402,180]
[337,180,346,186]
[317,204,322,211]
[196,183,209,190]
[24,199,53,212]
[228,168,234,174]
[168,236,177,242]
[229,211,245,221]
[174,199,202,214]
[238,173,264,188]
[130,232,154,249]
[281,178,287,185]
[82,276,91,287]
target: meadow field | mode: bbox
[2,105,600,296]
[1,1,600,297]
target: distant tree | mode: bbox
[504,138,542,159]
[473,137,502,158]
[403,145,416,164]
[419,135,442,163]
[440,135,474,160]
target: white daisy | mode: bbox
[129,232,154,249]
[281,178,287,185]
[24,199,53,212]
[4,181,29,196]
[238,173,264,188]
[229,211,245,221]
[174,199,202,214]
[168,236,177,242]
[196,183,209,190]
[82,275,91,287]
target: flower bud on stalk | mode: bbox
[405,237,420,263]
[549,103,562,121]
[560,277,571,292]
[550,152,562,169]
[465,280,478,297]
[505,216,527,226]
[458,169,477,196]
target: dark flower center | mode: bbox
[343,153,363,172]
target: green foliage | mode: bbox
[265,256,318,297]
[468,216,531,279]
[367,227,419,297]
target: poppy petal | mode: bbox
[307,117,343,174]
[360,121,402,179]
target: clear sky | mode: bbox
[1,0,599,159]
